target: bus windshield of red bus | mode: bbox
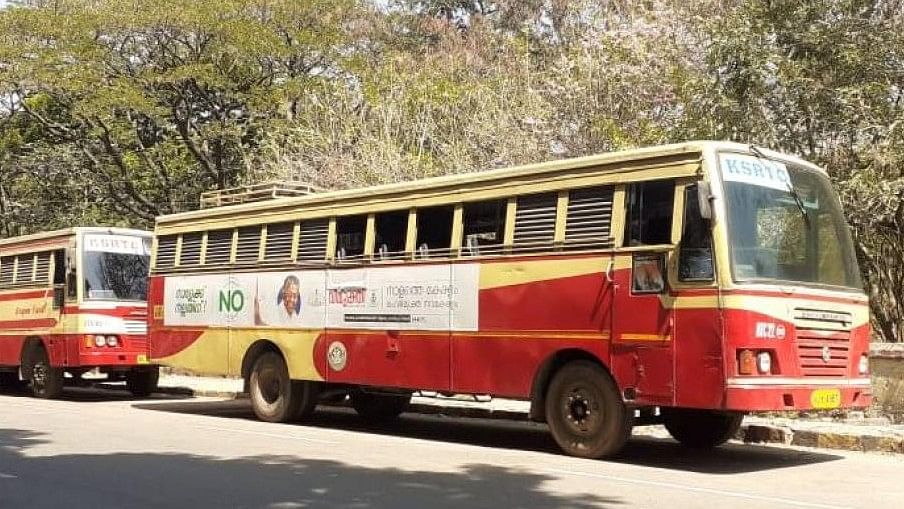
[719,152,862,290]
[82,234,151,301]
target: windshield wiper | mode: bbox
[783,178,811,229]
[749,144,811,229]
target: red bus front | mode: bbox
[0,228,158,398]
[713,150,871,412]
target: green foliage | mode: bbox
[0,0,358,224]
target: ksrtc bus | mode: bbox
[148,142,870,458]
[0,228,158,398]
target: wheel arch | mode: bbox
[528,348,610,422]
[20,336,49,379]
[240,339,284,392]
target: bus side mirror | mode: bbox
[697,181,714,220]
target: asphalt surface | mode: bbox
[1,387,902,509]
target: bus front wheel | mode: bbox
[662,408,744,448]
[27,348,64,399]
[126,367,159,397]
[545,361,631,459]
[350,391,411,422]
[249,351,318,423]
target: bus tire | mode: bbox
[126,367,159,398]
[350,391,411,422]
[249,351,304,423]
[662,408,744,448]
[28,347,64,399]
[545,361,631,459]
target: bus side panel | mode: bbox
[673,305,724,408]
[36,335,67,367]
[0,336,26,366]
[317,331,450,390]
[1,288,56,366]
[147,275,213,370]
[64,334,81,367]
[452,269,611,397]
[451,336,607,398]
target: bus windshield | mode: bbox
[719,152,862,290]
[82,234,151,301]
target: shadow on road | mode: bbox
[0,428,620,509]
[133,399,844,474]
[0,384,192,403]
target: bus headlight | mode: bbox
[756,351,772,374]
[105,335,119,347]
[859,354,869,375]
[94,335,106,347]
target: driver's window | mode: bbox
[679,185,714,282]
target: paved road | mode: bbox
[1,388,902,509]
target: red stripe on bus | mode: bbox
[148,329,205,359]
[0,318,57,328]
[0,289,48,302]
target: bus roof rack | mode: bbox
[200,181,323,209]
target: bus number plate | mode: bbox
[810,389,841,409]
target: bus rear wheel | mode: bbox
[126,367,159,397]
[350,391,411,422]
[249,351,318,423]
[662,408,744,448]
[545,361,631,459]
[28,348,64,399]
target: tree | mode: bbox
[678,0,904,341]
[0,0,358,223]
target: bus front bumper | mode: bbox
[724,377,872,411]
[76,350,150,368]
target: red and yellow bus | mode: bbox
[0,227,158,398]
[148,142,870,458]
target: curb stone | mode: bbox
[153,383,904,455]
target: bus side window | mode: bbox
[336,215,367,260]
[624,180,674,246]
[416,205,454,258]
[463,199,507,256]
[0,256,13,287]
[15,254,34,285]
[679,185,714,281]
[374,210,408,260]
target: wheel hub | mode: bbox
[33,364,47,388]
[564,389,599,433]
[258,368,281,404]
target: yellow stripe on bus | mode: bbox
[619,333,670,342]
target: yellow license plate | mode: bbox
[810,388,841,409]
[136,354,149,365]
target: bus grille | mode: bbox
[794,308,851,377]
[124,310,148,336]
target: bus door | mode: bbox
[671,181,723,408]
[610,180,678,406]
[611,250,675,405]
[51,249,73,365]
